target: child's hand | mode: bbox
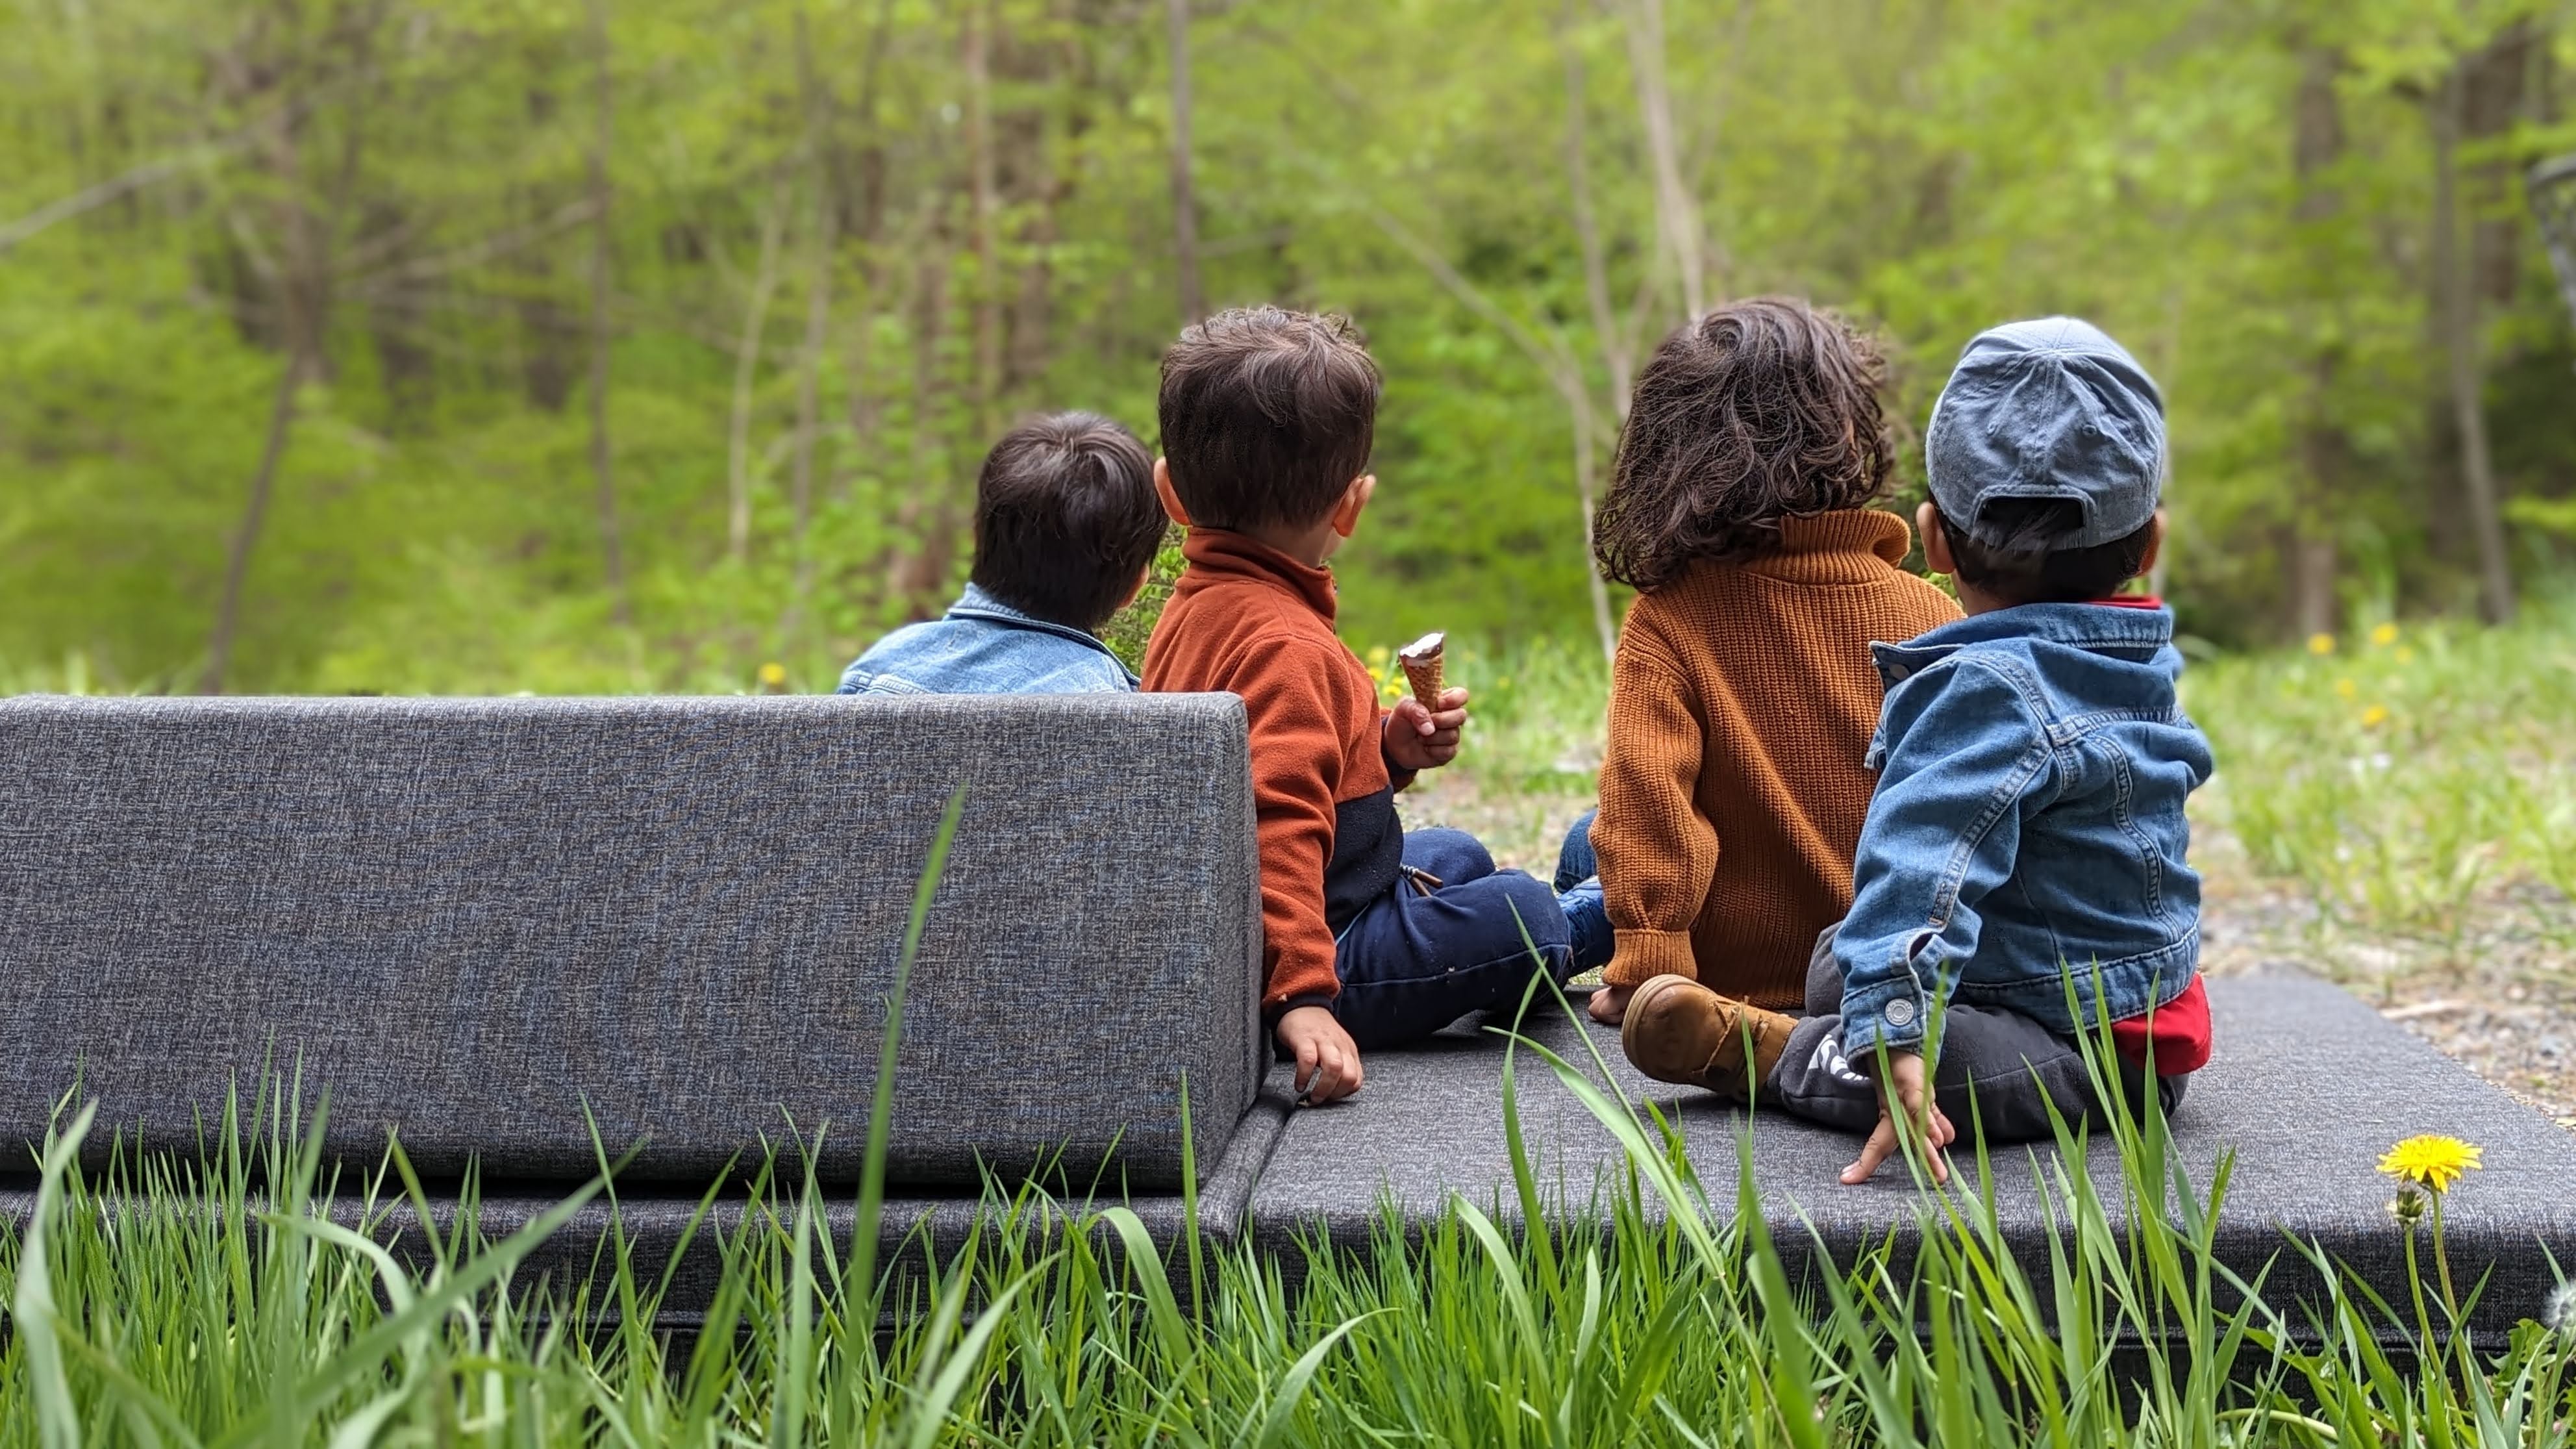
[1277,1005,1364,1105]
[1841,1050,1954,1185]
[1384,687,1469,773]
[1588,981,1634,1025]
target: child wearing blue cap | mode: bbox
[1619,317,2217,1185]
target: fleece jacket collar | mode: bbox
[1177,528,1340,623]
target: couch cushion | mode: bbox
[0,694,1262,1190]
[1247,975,2576,1341]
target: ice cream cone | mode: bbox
[1398,631,1445,706]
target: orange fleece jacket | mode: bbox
[1142,530,1407,1018]
[1594,510,1962,1009]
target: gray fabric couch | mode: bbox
[4,692,2571,1340]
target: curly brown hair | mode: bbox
[1590,297,1894,592]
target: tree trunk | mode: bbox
[1560,8,1631,417]
[833,0,901,507]
[2288,44,2345,640]
[202,347,309,694]
[2431,62,2516,625]
[780,3,838,648]
[727,179,789,564]
[586,0,631,627]
[1166,0,1205,325]
[963,0,1002,440]
[1568,384,1619,663]
[1620,0,1704,323]
[885,248,951,615]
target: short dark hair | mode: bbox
[1157,307,1382,532]
[1938,498,2157,605]
[1590,297,1896,592]
[969,412,1164,631]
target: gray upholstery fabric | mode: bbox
[1249,975,2576,1340]
[0,694,1263,1190]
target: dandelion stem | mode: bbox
[2430,1189,2460,1324]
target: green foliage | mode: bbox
[4,2,2574,692]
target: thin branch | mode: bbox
[342,197,603,297]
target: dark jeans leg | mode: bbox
[1554,808,1599,892]
[1775,924,2102,1139]
[1333,827,1576,1050]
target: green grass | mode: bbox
[2184,596,2576,942]
[5,1012,2573,1445]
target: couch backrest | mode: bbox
[0,694,1263,1191]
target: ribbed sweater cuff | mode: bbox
[1603,929,1697,987]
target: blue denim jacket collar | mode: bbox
[1871,601,2174,684]
[836,583,1138,696]
[945,583,1138,682]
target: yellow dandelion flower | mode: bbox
[2371,622,2399,648]
[757,662,788,687]
[2360,703,2390,729]
[2308,633,2337,656]
[1368,645,1393,667]
[2377,1135,2482,1194]
[2334,677,2357,700]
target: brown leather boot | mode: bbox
[1620,974,1798,1099]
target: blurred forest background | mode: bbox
[6,0,2576,694]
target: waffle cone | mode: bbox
[1401,654,1443,704]
[1397,631,1446,705]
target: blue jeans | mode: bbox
[1331,829,1576,1050]
[1555,809,1599,891]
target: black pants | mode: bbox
[1771,927,2187,1142]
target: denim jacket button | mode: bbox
[1883,998,1917,1028]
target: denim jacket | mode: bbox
[836,584,1138,696]
[1833,602,2214,1059]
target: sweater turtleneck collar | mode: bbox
[1740,509,1916,586]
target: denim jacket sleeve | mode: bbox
[1834,656,2057,1061]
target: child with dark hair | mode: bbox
[839,412,1164,696]
[1575,297,1961,1028]
[1621,317,2215,1185]
[1144,306,1613,1105]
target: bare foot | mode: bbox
[1588,981,1634,1026]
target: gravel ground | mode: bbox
[1402,766,2576,1131]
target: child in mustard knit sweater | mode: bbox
[1572,297,1960,1027]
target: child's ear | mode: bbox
[1916,501,1957,577]
[1329,473,1377,539]
[2135,509,2168,582]
[1153,458,1194,527]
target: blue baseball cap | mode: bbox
[1925,317,2166,549]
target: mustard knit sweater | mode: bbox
[1593,509,1963,1009]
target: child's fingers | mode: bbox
[1293,1037,1321,1100]
[1314,1044,1357,1103]
[1390,698,1438,737]
[1842,1122,1895,1184]
[1437,687,1469,711]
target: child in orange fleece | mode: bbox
[1573,297,1962,1027]
[1144,307,1613,1105]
